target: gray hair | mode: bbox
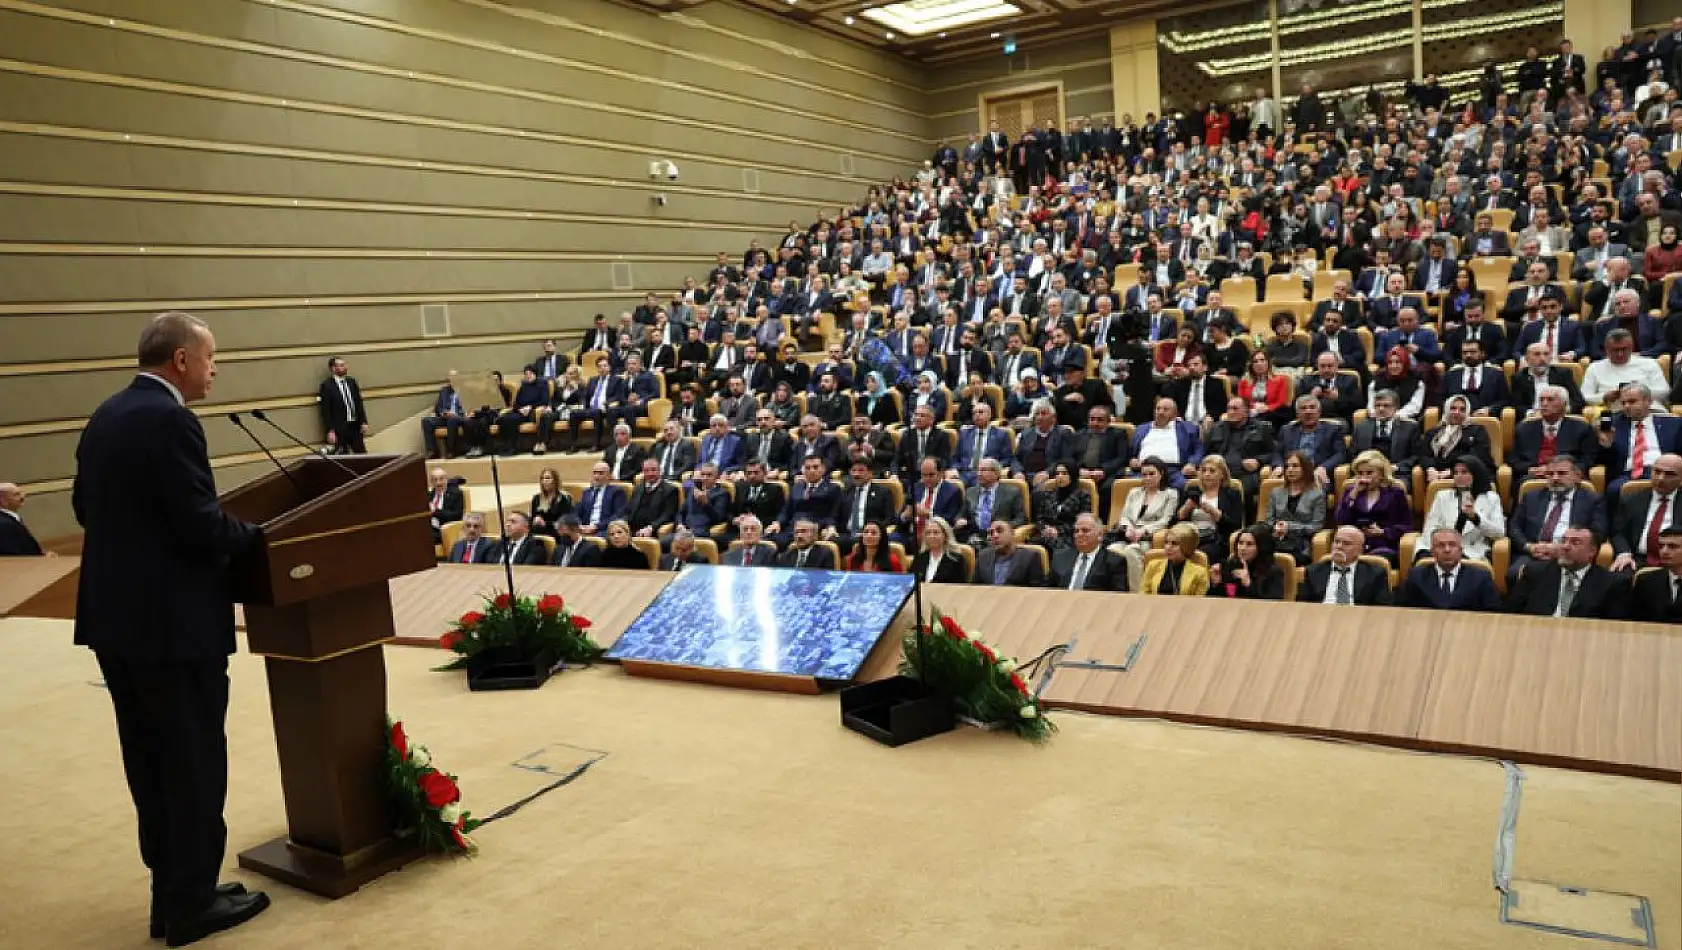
[1536,384,1569,402]
[1031,398,1055,416]
[137,311,208,367]
[1620,382,1653,401]
[709,413,729,426]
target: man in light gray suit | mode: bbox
[971,520,1046,587]
[955,458,1026,544]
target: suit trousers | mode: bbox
[96,653,230,919]
[328,422,366,454]
[421,415,464,457]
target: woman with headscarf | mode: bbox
[1421,394,1493,482]
[1032,462,1090,549]
[903,370,948,426]
[1418,455,1506,562]
[1368,345,1425,421]
[1207,524,1285,600]
[859,371,899,427]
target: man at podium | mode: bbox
[72,311,273,946]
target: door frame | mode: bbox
[977,80,1067,136]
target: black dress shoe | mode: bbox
[151,883,248,939]
[164,890,270,947]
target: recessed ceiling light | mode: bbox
[938,31,947,37]
[990,32,1000,38]
[885,31,895,38]
[863,2,1020,37]
[844,14,854,23]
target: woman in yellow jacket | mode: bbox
[1139,523,1210,596]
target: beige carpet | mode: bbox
[2,617,1676,950]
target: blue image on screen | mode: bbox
[606,565,915,680]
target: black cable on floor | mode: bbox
[479,755,604,825]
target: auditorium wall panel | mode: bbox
[923,36,1116,145]
[0,0,932,539]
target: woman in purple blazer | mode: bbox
[1332,449,1413,563]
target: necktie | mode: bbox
[796,548,808,568]
[661,446,674,479]
[339,378,354,421]
[1070,552,1091,590]
[1377,422,1390,442]
[1188,381,1203,424]
[1539,422,1558,462]
[1541,493,1566,542]
[1556,570,1579,618]
[1632,423,1649,479]
[976,488,994,531]
[590,489,604,525]
[759,436,771,465]
[594,380,606,410]
[853,488,868,531]
[1469,368,1480,392]
[1335,567,1352,604]
[1649,495,1672,565]
[432,489,443,512]
[1438,571,1453,600]
[1544,324,1556,354]
[918,431,928,459]
[460,542,473,564]
[743,546,753,566]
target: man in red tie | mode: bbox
[1611,453,1681,571]
[426,467,463,542]
[446,512,492,564]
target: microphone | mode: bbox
[229,413,306,497]
[249,409,361,481]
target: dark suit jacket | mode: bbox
[1294,373,1361,420]
[1049,546,1129,591]
[720,541,777,566]
[1631,569,1682,622]
[895,426,954,476]
[1611,489,1679,559]
[1599,418,1682,482]
[1507,488,1607,551]
[429,483,465,526]
[778,544,837,569]
[576,483,629,530]
[836,483,896,534]
[910,549,969,583]
[780,478,842,528]
[1440,364,1511,414]
[657,551,709,571]
[625,480,679,533]
[1065,428,1132,481]
[650,439,698,479]
[1273,420,1346,472]
[1506,562,1625,618]
[552,537,602,567]
[317,374,367,428]
[1300,560,1393,605]
[0,513,43,556]
[493,535,549,566]
[1349,419,1419,472]
[971,546,1046,587]
[730,480,786,526]
[1016,425,1076,476]
[446,536,495,564]
[602,443,649,481]
[742,429,794,471]
[73,376,262,659]
[1165,375,1228,425]
[1396,563,1503,611]
[1510,367,1586,415]
[1508,416,1596,478]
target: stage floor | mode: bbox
[2,617,1677,950]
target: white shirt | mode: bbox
[1538,489,1577,544]
[137,372,184,406]
[1435,564,1460,594]
[924,553,942,582]
[1627,418,1664,476]
[1581,356,1670,405]
[1637,491,1677,555]
[0,507,20,524]
[1321,562,1355,604]
[1138,425,1181,464]
[335,375,356,422]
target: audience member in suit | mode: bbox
[1609,453,1682,572]
[1506,527,1625,618]
[972,520,1047,587]
[1506,454,1608,584]
[777,519,836,568]
[831,460,897,553]
[599,425,648,482]
[1373,308,1443,368]
[1396,528,1503,610]
[1128,397,1205,487]
[1066,405,1131,520]
[624,460,680,537]
[1351,389,1421,486]
[1509,343,1586,415]
[422,376,467,458]
[1440,339,1511,415]
[1015,401,1077,479]
[910,516,970,583]
[895,405,955,483]
[550,516,603,567]
[726,461,786,540]
[675,463,730,542]
[1500,265,1567,330]
[73,314,272,945]
[1295,353,1363,422]
[1508,386,1596,487]
[955,458,1027,545]
[719,515,776,566]
[1512,302,1586,362]
[741,412,795,480]
[492,512,549,566]
[697,415,744,473]
[317,357,369,454]
[1164,355,1227,429]
[1139,523,1211,596]
[599,520,651,570]
[648,421,698,481]
[527,468,572,538]
[1596,388,1682,497]
[0,481,42,556]
[771,457,841,547]
[902,458,963,545]
[568,356,626,451]
[1206,524,1287,600]
[1419,395,1494,481]
[575,462,629,535]
[1309,286,1365,331]
[1630,527,1682,621]
[1300,526,1393,605]
[423,467,464,543]
[788,415,843,476]
[1365,274,1427,329]
[1048,514,1129,591]
[1270,396,1346,482]
[657,529,709,571]
[1442,303,1508,364]
[948,403,1016,486]
[444,512,495,565]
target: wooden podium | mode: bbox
[218,453,437,898]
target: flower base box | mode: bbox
[839,675,955,747]
[466,649,558,691]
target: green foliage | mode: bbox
[900,610,1055,742]
[434,592,603,672]
[383,718,481,856]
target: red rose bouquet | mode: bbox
[384,718,481,855]
[434,590,603,671]
[900,609,1054,741]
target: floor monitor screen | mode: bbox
[606,565,915,680]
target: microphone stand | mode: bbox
[489,453,517,601]
[248,409,361,481]
[229,414,305,497]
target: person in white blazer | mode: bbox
[1417,455,1506,563]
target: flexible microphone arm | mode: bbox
[229,413,306,496]
[249,408,361,480]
